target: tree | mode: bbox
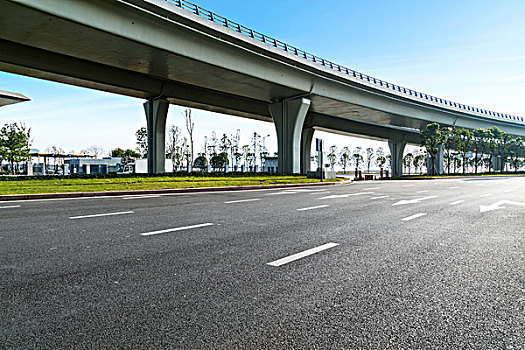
[111,148,140,164]
[184,109,195,170]
[339,147,350,174]
[352,147,363,169]
[193,154,208,171]
[421,123,445,176]
[455,128,472,175]
[135,127,148,158]
[327,145,338,171]
[365,147,374,172]
[81,145,104,158]
[472,129,486,174]
[210,152,228,171]
[487,126,503,173]
[403,153,414,175]
[413,153,426,175]
[375,147,386,170]
[167,124,181,167]
[0,122,31,175]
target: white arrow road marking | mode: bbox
[267,242,339,267]
[392,196,438,206]
[319,192,374,200]
[479,200,525,213]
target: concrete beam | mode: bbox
[269,98,311,173]
[144,98,169,174]
[308,113,421,144]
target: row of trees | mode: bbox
[326,146,395,173]
[421,123,525,175]
[133,109,274,172]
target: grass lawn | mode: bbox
[0,174,340,195]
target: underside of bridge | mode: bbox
[0,89,30,108]
[0,0,522,175]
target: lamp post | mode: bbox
[261,134,270,170]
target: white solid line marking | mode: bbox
[480,194,493,198]
[364,187,380,190]
[0,205,21,209]
[449,200,465,205]
[417,190,430,193]
[122,195,161,200]
[69,211,135,220]
[402,184,415,187]
[140,223,214,236]
[449,186,460,189]
[370,195,389,200]
[267,242,339,267]
[224,198,261,204]
[402,213,427,221]
[297,205,330,211]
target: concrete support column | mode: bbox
[301,127,315,174]
[269,98,311,173]
[144,98,169,174]
[426,145,444,175]
[388,140,406,177]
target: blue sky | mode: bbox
[0,0,524,155]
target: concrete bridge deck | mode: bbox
[0,0,523,174]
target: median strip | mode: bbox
[267,242,340,267]
[69,211,135,220]
[140,223,214,236]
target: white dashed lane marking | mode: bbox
[69,211,135,220]
[370,195,389,200]
[449,200,465,205]
[267,243,340,267]
[402,213,427,221]
[297,205,330,211]
[140,223,214,236]
[224,198,261,204]
[0,205,21,209]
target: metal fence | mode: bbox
[163,0,524,124]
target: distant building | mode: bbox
[262,156,278,173]
[66,157,122,175]
[27,151,96,175]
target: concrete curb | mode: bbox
[0,180,352,202]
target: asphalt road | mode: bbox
[1,177,524,349]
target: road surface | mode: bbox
[1,177,524,349]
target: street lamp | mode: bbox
[261,134,270,170]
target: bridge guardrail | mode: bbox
[164,0,524,124]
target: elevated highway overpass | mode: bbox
[0,0,523,175]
